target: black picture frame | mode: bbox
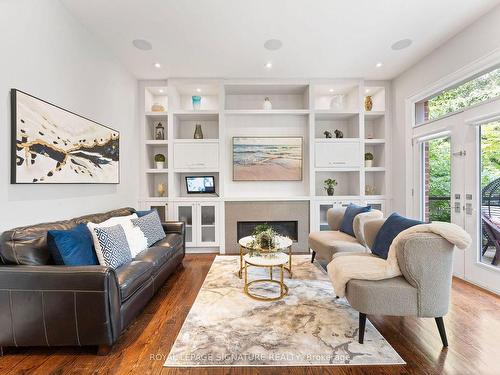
[10,89,120,184]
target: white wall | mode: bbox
[0,0,138,230]
[391,4,500,215]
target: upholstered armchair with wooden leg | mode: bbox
[345,219,457,347]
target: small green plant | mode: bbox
[365,152,374,161]
[252,223,272,236]
[154,153,165,162]
[324,178,338,196]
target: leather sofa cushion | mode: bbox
[134,234,183,273]
[115,261,153,302]
[308,230,366,261]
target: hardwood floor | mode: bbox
[1,254,499,375]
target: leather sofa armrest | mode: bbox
[0,265,115,291]
[162,221,185,236]
[0,265,121,347]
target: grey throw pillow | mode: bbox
[93,224,132,269]
[132,211,166,247]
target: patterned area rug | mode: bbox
[164,255,404,367]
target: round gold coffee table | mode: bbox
[243,252,289,301]
[238,235,293,279]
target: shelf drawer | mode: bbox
[173,142,219,170]
[315,141,361,168]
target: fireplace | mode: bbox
[237,221,298,242]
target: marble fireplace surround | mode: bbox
[224,201,310,254]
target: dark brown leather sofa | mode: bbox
[0,207,185,354]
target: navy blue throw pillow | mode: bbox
[371,212,423,259]
[136,209,155,217]
[47,224,98,266]
[339,203,372,237]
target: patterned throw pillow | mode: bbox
[92,224,132,269]
[132,211,166,247]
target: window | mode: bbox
[415,66,500,125]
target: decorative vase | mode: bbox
[193,124,204,139]
[365,160,373,167]
[326,187,335,196]
[192,96,201,110]
[263,97,272,110]
[154,122,165,140]
[155,161,164,169]
[157,183,166,197]
[364,96,373,111]
[365,185,376,195]
[330,94,344,110]
[151,103,165,112]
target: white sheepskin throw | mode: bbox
[327,222,472,298]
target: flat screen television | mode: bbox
[185,176,216,194]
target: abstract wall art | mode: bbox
[11,89,120,184]
[233,137,303,181]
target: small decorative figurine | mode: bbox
[263,97,272,110]
[193,123,204,139]
[364,96,373,111]
[151,103,165,112]
[157,183,166,197]
[324,130,333,138]
[334,129,344,138]
[154,122,165,140]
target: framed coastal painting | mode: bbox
[233,137,303,181]
[11,89,120,184]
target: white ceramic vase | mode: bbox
[365,160,373,168]
[156,161,165,169]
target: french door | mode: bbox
[413,98,500,294]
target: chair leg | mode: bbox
[97,344,112,355]
[359,313,366,344]
[311,250,316,263]
[435,317,448,347]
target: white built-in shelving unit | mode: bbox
[138,79,391,253]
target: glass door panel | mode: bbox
[479,121,500,267]
[178,205,194,244]
[319,204,334,231]
[422,137,451,222]
[199,204,217,245]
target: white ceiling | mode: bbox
[61,0,500,80]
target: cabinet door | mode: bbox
[315,141,361,168]
[176,203,196,246]
[140,201,168,222]
[319,203,335,231]
[197,203,219,246]
[173,142,219,170]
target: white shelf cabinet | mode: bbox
[174,201,220,247]
[173,141,219,170]
[314,140,361,168]
[313,199,361,231]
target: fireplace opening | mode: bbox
[237,221,298,242]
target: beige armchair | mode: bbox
[308,207,383,263]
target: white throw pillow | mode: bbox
[87,214,148,263]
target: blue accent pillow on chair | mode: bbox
[136,209,155,217]
[339,203,372,237]
[371,212,423,259]
[47,224,98,266]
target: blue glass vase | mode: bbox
[192,95,201,110]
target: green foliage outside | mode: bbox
[428,68,500,120]
[426,67,500,222]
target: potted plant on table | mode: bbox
[154,153,166,169]
[248,223,279,256]
[324,178,338,196]
[364,152,374,167]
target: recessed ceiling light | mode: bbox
[365,88,370,93]
[264,39,283,51]
[329,88,334,93]
[158,89,164,93]
[391,38,413,51]
[375,62,383,68]
[196,88,202,93]
[265,62,273,69]
[154,62,161,68]
[132,39,152,51]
